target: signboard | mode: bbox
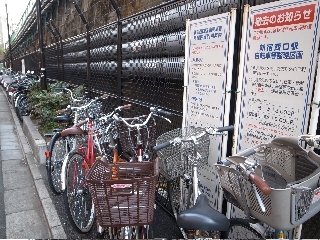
[237,0,320,152]
[184,12,233,208]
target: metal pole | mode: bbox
[36,0,47,90]
[46,22,60,81]
[73,2,90,92]
[5,3,13,71]
[50,20,65,82]
[110,0,122,106]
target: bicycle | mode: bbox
[213,134,320,239]
[61,102,135,233]
[45,89,105,194]
[85,106,172,238]
[153,125,235,239]
[154,128,320,239]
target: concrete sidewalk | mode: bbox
[0,75,66,238]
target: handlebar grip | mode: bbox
[249,173,271,195]
[216,125,234,132]
[100,94,109,99]
[153,141,172,151]
[120,104,132,109]
[238,149,256,158]
[159,109,172,115]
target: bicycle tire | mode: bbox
[104,226,151,239]
[47,132,68,194]
[17,95,29,116]
[221,218,264,239]
[63,151,94,233]
[15,95,27,123]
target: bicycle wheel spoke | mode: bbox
[48,137,67,194]
[63,152,94,233]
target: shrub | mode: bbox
[27,80,85,134]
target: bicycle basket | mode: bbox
[215,136,320,230]
[115,115,156,159]
[86,159,159,227]
[155,127,210,180]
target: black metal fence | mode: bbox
[5,0,320,213]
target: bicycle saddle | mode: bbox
[177,193,229,231]
[54,114,73,123]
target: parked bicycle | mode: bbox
[83,106,171,238]
[154,128,320,239]
[61,101,136,233]
[153,125,234,239]
[45,89,105,195]
[215,134,320,239]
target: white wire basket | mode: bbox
[155,127,210,180]
[215,136,320,230]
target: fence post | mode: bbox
[36,0,47,90]
[110,0,122,106]
[73,1,90,92]
[46,22,61,81]
[50,19,65,82]
[5,4,13,71]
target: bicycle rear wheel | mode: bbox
[63,151,94,233]
[221,218,263,239]
[168,177,194,218]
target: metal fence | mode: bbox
[6,0,320,214]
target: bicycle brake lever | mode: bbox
[153,114,171,123]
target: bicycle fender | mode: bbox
[60,126,84,137]
[60,150,78,191]
[46,132,62,171]
[14,94,26,107]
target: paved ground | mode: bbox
[0,76,51,238]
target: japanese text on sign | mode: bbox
[253,4,315,29]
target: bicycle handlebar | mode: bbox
[216,125,234,132]
[98,104,132,124]
[153,141,172,151]
[69,94,108,111]
[299,135,320,148]
[114,107,171,129]
[238,148,257,158]
[54,88,83,102]
[153,125,234,151]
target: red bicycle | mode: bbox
[62,103,131,233]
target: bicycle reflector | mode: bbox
[45,150,51,158]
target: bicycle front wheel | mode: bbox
[63,151,94,233]
[221,218,263,239]
[16,95,29,116]
[105,225,151,239]
[47,133,68,194]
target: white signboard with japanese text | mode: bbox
[184,12,233,209]
[237,0,320,152]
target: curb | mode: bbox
[3,87,67,239]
